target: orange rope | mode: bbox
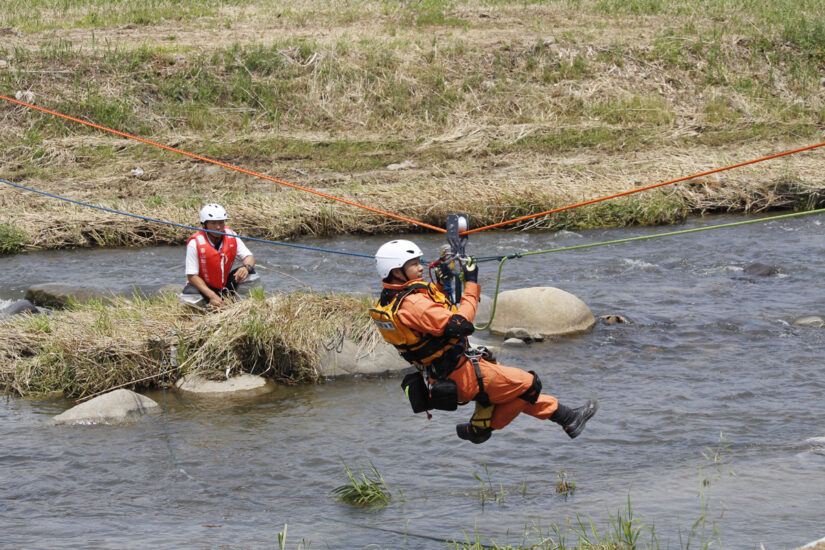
[0,94,447,234]
[464,140,825,235]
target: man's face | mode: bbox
[402,257,423,281]
[204,220,225,233]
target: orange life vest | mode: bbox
[188,229,238,289]
[369,281,465,372]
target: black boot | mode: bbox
[550,400,599,439]
[456,423,493,444]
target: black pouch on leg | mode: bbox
[429,378,459,411]
[401,372,430,413]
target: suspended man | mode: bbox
[370,239,598,444]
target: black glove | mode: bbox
[462,256,478,283]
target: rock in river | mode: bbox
[53,389,160,425]
[490,287,595,338]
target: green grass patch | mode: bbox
[331,462,392,507]
[591,95,673,126]
[0,223,28,255]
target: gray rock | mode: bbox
[25,283,111,308]
[318,338,410,378]
[175,373,277,396]
[53,389,159,425]
[794,535,825,550]
[502,338,528,347]
[793,315,825,328]
[2,299,38,317]
[600,314,631,325]
[744,262,780,277]
[503,328,542,342]
[490,287,595,338]
[475,293,493,327]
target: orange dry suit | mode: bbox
[371,278,559,431]
[187,229,238,290]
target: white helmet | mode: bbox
[375,239,423,279]
[199,203,228,224]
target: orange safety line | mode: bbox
[464,140,825,235]
[0,94,447,234]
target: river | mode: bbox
[1,214,824,549]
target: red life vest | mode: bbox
[188,229,238,289]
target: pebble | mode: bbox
[502,337,528,347]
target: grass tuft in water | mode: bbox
[330,462,392,507]
[555,469,576,496]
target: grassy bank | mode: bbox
[0,290,375,398]
[2,0,824,252]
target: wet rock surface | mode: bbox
[53,389,159,425]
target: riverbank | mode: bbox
[2,0,824,253]
[0,290,375,398]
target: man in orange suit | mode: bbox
[370,239,597,444]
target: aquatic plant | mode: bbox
[473,461,505,509]
[555,469,576,496]
[330,462,392,507]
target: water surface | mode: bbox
[2,214,824,549]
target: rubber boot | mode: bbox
[456,423,492,444]
[550,399,599,439]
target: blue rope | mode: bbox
[0,178,375,259]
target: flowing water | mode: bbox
[1,214,824,549]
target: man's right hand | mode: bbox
[462,256,478,283]
[208,294,224,307]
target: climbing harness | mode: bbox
[369,281,465,370]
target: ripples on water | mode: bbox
[1,214,824,549]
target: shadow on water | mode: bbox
[2,214,825,549]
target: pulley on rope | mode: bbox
[429,214,470,304]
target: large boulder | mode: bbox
[175,373,276,397]
[489,287,595,338]
[319,338,410,377]
[475,293,493,327]
[53,389,159,425]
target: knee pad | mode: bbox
[518,370,542,404]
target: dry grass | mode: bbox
[0,290,376,398]
[1,0,824,252]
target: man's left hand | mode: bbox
[234,265,250,283]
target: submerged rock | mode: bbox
[793,316,825,328]
[175,373,276,397]
[53,389,159,425]
[743,262,781,277]
[600,314,631,325]
[490,287,595,338]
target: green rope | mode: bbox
[474,208,825,330]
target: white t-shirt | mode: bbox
[185,229,252,276]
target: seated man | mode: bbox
[181,203,256,308]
